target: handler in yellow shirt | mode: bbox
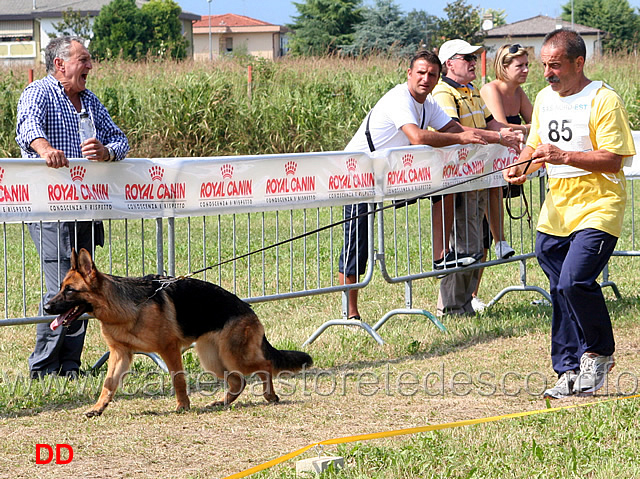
[505,29,635,399]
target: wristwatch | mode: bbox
[106,145,115,162]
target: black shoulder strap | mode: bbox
[365,110,376,152]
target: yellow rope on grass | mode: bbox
[222,393,640,479]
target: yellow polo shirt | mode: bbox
[528,83,635,237]
[432,76,493,129]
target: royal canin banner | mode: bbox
[0,144,522,222]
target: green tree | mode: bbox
[437,0,484,45]
[343,0,440,55]
[141,0,188,59]
[561,0,640,53]
[91,0,152,60]
[287,0,363,56]
[48,8,93,41]
[343,0,438,56]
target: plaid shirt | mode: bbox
[15,74,129,160]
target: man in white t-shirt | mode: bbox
[339,50,486,321]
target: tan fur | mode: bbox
[46,249,298,417]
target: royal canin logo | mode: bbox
[0,167,30,204]
[265,161,316,195]
[221,164,234,179]
[492,147,519,172]
[387,154,431,186]
[125,165,185,201]
[200,164,252,199]
[328,157,374,191]
[149,166,164,182]
[48,166,109,201]
[70,166,86,182]
[443,148,485,180]
[284,161,297,176]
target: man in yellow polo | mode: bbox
[505,29,635,398]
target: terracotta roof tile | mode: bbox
[193,13,274,28]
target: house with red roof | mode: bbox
[0,0,199,65]
[192,13,289,61]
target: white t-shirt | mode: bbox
[345,82,452,152]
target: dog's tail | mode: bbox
[262,335,313,373]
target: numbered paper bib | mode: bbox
[537,81,603,178]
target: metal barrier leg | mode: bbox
[485,258,552,308]
[372,282,446,332]
[485,285,552,308]
[90,351,169,373]
[304,204,384,347]
[372,308,446,332]
[302,318,385,347]
[600,263,621,299]
[91,351,110,371]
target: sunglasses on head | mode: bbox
[508,44,522,54]
[453,54,477,62]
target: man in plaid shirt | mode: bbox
[15,36,129,379]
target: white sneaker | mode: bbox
[572,352,615,394]
[471,296,486,313]
[495,240,515,259]
[543,371,578,399]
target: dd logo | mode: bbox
[35,444,74,464]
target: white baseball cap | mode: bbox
[438,39,484,64]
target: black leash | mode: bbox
[159,157,535,288]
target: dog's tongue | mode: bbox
[50,315,65,331]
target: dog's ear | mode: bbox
[70,248,78,270]
[76,248,96,277]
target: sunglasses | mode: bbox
[508,44,522,54]
[453,54,477,63]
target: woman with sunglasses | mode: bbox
[480,44,532,137]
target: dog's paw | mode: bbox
[176,403,190,413]
[85,409,103,418]
[204,400,227,409]
[266,394,280,404]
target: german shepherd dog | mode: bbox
[45,248,312,417]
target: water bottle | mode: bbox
[78,109,95,157]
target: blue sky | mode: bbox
[177,0,640,27]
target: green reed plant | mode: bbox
[3,54,640,159]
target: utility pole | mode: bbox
[208,0,213,61]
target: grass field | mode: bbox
[1,256,640,478]
[0,200,639,478]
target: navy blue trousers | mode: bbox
[535,228,617,375]
[338,203,369,277]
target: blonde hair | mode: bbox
[493,44,528,82]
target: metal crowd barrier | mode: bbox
[0,206,381,337]
[347,175,550,336]
[3,140,639,353]
[0,184,549,353]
